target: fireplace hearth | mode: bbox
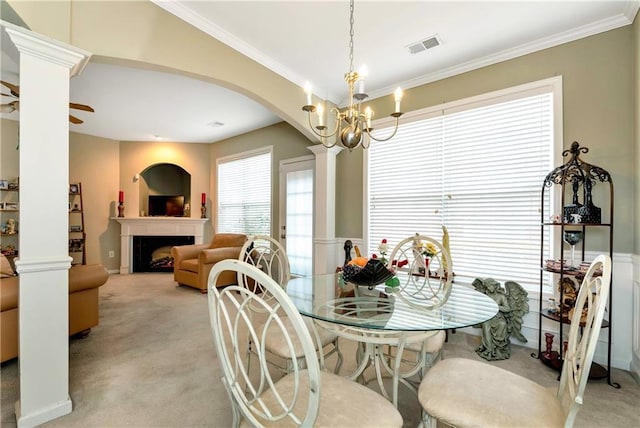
[133,235,194,273]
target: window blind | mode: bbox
[217,150,271,235]
[368,89,554,292]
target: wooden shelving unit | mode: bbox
[1,181,19,272]
[69,182,86,265]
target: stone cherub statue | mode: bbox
[472,278,529,361]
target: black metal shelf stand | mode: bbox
[532,141,619,388]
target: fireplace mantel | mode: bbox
[113,217,207,274]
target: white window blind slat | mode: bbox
[217,150,271,236]
[368,89,554,292]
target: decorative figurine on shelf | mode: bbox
[557,276,579,317]
[5,218,16,234]
[578,177,602,224]
[542,332,559,362]
[343,239,353,265]
[563,176,583,223]
[472,278,529,360]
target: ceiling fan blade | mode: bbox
[69,102,94,112]
[0,100,18,113]
[69,114,83,124]
[0,81,20,97]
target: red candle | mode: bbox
[118,191,124,203]
[201,193,206,205]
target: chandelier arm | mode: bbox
[361,130,371,149]
[367,116,402,143]
[305,110,340,140]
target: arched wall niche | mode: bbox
[139,163,191,217]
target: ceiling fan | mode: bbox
[1,80,95,124]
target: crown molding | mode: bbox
[153,1,638,108]
[150,0,323,99]
[1,20,91,76]
[360,9,639,104]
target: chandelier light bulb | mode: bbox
[394,87,403,113]
[364,106,373,129]
[316,103,324,127]
[304,82,313,106]
[358,65,368,94]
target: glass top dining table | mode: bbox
[285,273,499,332]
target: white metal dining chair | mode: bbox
[380,235,452,385]
[418,254,612,428]
[208,259,403,427]
[238,235,342,374]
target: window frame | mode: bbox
[216,146,273,236]
[363,76,563,297]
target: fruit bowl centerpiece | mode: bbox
[341,257,396,290]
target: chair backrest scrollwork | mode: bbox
[558,254,611,426]
[386,234,453,309]
[208,259,320,426]
[238,235,291,311]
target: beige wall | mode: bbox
[209,122,313,238]
[635,13,640,255]
[1,119,19,179]
[337,26,635,255]
[69,132,119,268]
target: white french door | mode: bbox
[279,156,314,277]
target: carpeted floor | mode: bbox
[1,272,638,427]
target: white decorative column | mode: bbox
[4,22,91,427]
[308,145,343,274]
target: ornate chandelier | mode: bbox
[302,0,403,151]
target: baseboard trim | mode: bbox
[15,397,72,428]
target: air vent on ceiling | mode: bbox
[406,35,441,54]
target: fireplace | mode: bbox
[114,217,207,274]
[133,235,194,272]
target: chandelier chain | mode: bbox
[301,0,403,150]
[348,0,355,74]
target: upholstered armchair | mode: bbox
[171,233,247,293]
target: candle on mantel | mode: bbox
[118,191,124,203]
[201,193,206,205]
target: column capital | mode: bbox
[307,144,344,157]
[2,20,91,76]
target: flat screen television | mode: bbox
[148,195,185,217]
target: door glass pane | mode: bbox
[286,168,313,276]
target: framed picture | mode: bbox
[69,225,82,232]
[0,180,8,190]
[69,183,79,194]
[4,202,18,210]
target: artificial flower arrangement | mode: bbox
[421,241,438,258]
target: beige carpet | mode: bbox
[1,272,639,427]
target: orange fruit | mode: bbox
[348,257,369,267]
